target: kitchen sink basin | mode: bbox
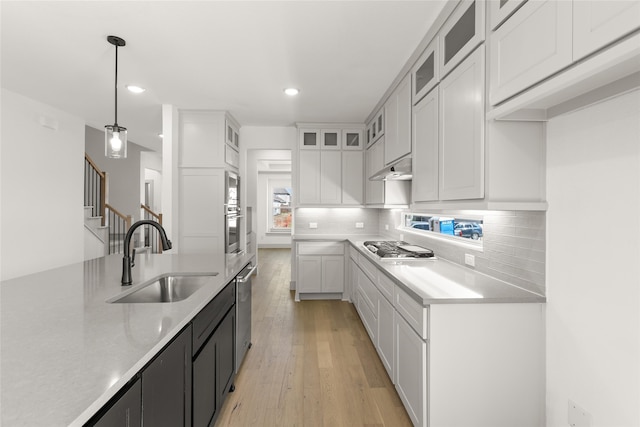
[109,273,218,303]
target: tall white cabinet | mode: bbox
[177,110,240,255]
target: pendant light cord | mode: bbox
[114,43,118,127]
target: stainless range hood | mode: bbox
[369,156,412,181]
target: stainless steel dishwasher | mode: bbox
[235,262,256,373]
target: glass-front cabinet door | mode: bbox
[342,129,363,150]
[411,36,439,105]
[299,129,320,149]
[226,120,239,151]
[321,129,341,150]
[439,0,485,78]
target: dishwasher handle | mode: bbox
[237,265,257,283]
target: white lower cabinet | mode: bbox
[296,242,345,297]
[377,294,395,382]
[395,313,428,427]
[322,255,345,293]
[349,244,544,427]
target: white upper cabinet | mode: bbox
[439,0,486,78]
[296,124,365,206]
[180,111,241,170]
[299,129,320,149]
[439,45,485,201]
[320,151,342,204]
[342,151,364,205]
[297,150,321,204]
[321,129,342,150]
[412,87,439,203]
[488,0,527,31]
[384,74,412,165]
[225,119,239,152]
[342,129,363,150]
[489,0,572,105]
[367,108,385,147]
[365,139,385,205]
[411,37,439,105]
[573,1,640,61]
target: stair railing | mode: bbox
[141,204,164,253]
[84,153,106,225]
[105,203,132,255]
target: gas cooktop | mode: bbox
[363,241,434,259]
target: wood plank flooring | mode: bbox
[216,248,412,427]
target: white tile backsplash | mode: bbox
[294,208,379,235]
[294,207,546,295]
[378,209,546,295]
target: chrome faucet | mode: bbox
[121,220,172,286]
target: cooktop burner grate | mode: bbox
[363,241,434,259]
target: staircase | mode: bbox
[84,206,109,260]
[84,153,163,260]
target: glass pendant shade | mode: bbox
[105,124,127,158]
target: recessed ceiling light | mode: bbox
[158,133,164,138]
[284,88,300,96]
[126,85,146,94]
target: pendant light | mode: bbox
[105,35,127,159]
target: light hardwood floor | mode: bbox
[216,248,412,427]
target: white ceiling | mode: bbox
[1,1,446,152]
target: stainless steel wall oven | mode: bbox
[225,171,241,253]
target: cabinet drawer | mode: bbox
[297,241,344,255]
[357,268,378,315]
[376,272,395,304]
[349,245,359,262]
[359,255,378,283]
[395,285,429,340]
[358,289,377,344]
[192,282,235,354]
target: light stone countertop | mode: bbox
[293,233,545,305]
[0,251,254,427]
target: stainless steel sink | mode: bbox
[109,273,218,303]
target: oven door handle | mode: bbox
[226,214,244,219]
[237,265,257,283]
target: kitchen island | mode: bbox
[0,250,254,426]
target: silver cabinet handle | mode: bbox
[237,265,257,283]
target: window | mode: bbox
[401,212,483,246]
[269,180,292,232]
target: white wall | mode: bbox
[1,89,85,280]
[142,151,163,213]
[546,91,640,426]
